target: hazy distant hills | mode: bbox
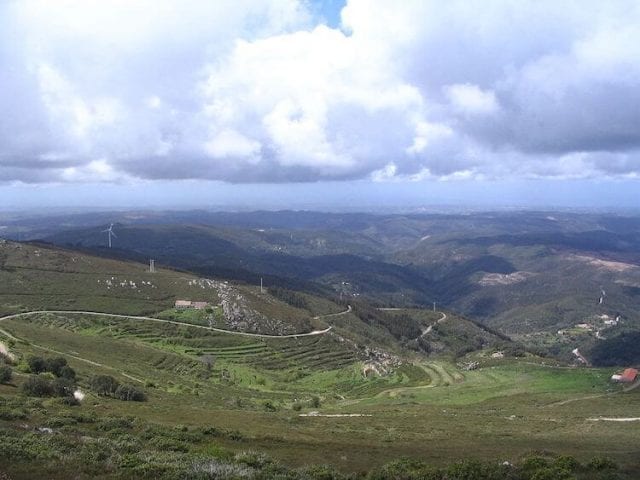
[5,209,639,358]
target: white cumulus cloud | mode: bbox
[1,0,640,184]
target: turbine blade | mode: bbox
[111,231,118,238]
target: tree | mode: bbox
[27,356,47,374]
[89,375,120,396]
[0,365,12,384]
[59,365,76,380]
[45,357,68,377]
[51,377,75,397]
[201,354,215,377]
[114,384,146,402]
[21,375,53,397]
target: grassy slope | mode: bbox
[1,315,639,476]
[0,241,340,335]
[0,240,215,316]
[2,239,640,477]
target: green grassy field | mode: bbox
[2,240,640,478]
[2,311,639,478]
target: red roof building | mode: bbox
[620,368,638,383]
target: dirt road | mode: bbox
[0,310,333,339]
[420,312,447,337]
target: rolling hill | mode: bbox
[1,238,639,478]
[22,209,640,359]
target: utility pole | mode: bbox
[149,259,155,273]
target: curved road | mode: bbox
[420,311,447,337]
[313,305,352,320]
[376,307,447,338]
[0,310,334,339]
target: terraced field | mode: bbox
[3,309,640,478]
[2,312,361,373]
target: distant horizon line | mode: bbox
[1,204,639,216]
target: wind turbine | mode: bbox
[102,223,117,248]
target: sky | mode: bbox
[1,0,639,210]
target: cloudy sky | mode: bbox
[1,0,639,209]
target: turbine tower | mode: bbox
[102,223,117,248]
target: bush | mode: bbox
[234,450,274,469]
[44,357,68,377]
[530,467,574,480]
[522,456,549,471]
[59,365,76,380]
[27,356,47,374]
[21,375,53,397]
[368,458,437,480]
[26,355,73,378]
[97,416,135,431]
[90,375,120,396]
[588,456,618,471]
[51,377,75,397]
[444,459,507,480]
[58,396,80,406]
[554,455,580,472]
[0,408,27,420]
[298,464,343,480]
[114,384,146,402]
[262,401,277,412]
[0,365,12,384]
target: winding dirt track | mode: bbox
[314,305,352,320]
[0,310,333,339]
[420,312,447,337]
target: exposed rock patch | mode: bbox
[568,254,637,273]
[479,271,535,286]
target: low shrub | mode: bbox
[262,401,277,412]
[51,377,75,397]
[89,375,120,396]
[58,396,80,407]
[97,416,135,432]
[148,437,190,453]
[44,416,79,428]
[27,356,47,374]
[114,384,146,402]
[0,408,27,420]
[21,375,54,397]
[588,456,618,471]
[59,365,76,380]
[0,365,11,384]
[44,357,68,377]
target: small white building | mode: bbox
[175,300,209,310]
